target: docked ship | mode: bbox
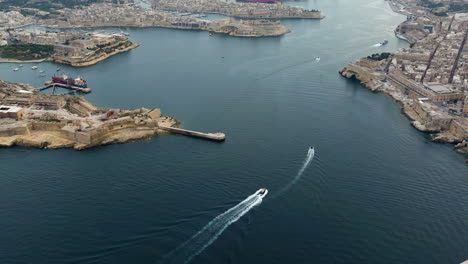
[52,75,88,88]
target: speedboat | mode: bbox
[39,70,45,73]
[256,188,268,198]
[13,67,19,71]
[308,146,315,156]
[380,40,388,45]
[315,57,321,62]
[19,64,23,67]
[31,66,38,70]
[56,68,60,72]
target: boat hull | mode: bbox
[52,76,88,88]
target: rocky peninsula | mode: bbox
[2,28,139,67]
[0,80,179,150]
[0,0,321,67]
[340,60,468,156]
[37,3,290,37]
[339,0,468,159]
[152,0,323,19]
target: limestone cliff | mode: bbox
[0,80,179,150]
[53,40,140,67]
[340,60,468,153]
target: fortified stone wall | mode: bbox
[31,121,67,131]
[412,99,453,131]
[0,123,29,136]
[449,119,468,140]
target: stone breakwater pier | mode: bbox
[159,126,226,141]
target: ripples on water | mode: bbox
[0,0,467,263]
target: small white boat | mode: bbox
[39,70,45,73]
[31,66,38,70]
[19,64,23,67]
[256,188,268,198]
[315,57,321,62]
[56,68,60,72]
[13,67,19,71]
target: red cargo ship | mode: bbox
[52,74,88,88]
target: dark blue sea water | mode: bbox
[1,0,467,263]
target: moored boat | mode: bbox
[51,74,88,88]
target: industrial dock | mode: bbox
[40,81,92,93]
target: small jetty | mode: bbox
[39,81,92,93]
[159,126,225,141]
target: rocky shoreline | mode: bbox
[0,42,139,67]
[45,20,290,38]
[0,30,139,67]
[54,40,140,67]
[0,80,179,150]
[339,1,468,162]
[0,58,50,63]
[340,63,468,159]
[38,4,292,38]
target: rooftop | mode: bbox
[0,105,23,113]
[425,83,459,94]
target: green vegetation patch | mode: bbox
[0,43,54,60]
[418,0,468,15]
[418,0,444,8]
[367,52,391,61]
[431,10,448,17]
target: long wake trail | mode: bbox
[159,191,264,264]
[274,147,315,197]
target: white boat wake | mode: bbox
[160,147,315,263]
[159,189,266,264]
[274,147,315,197]
[372,43,383,47]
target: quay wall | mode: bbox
[0,123,30,137]
[449,120,468,140]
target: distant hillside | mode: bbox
[0,0,133,11]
